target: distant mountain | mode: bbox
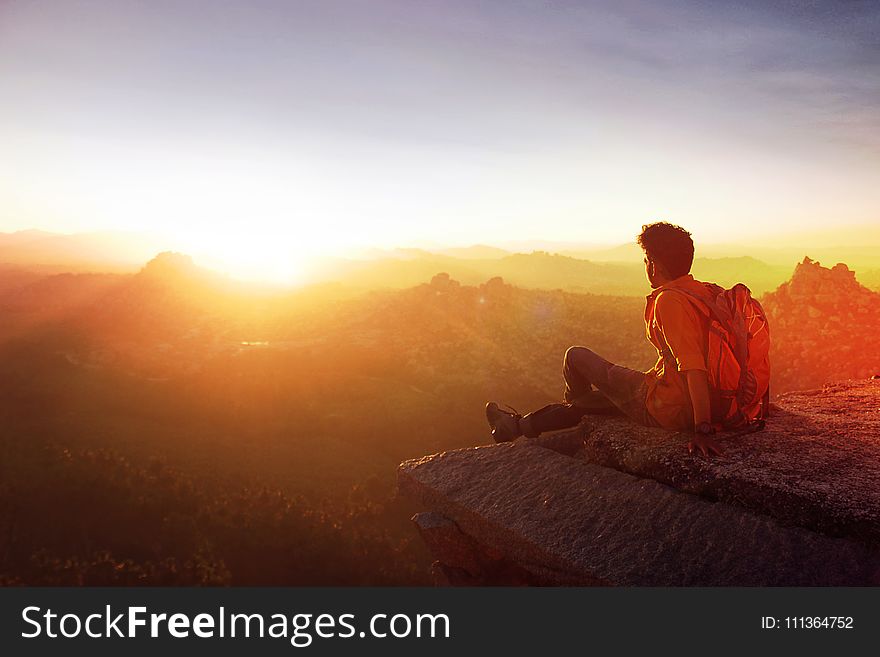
[700,244,880,272]
[560,242,642,262]
[0,271,125,313]
[136,251,211,285]
[0,230,170,271]
[305,250,644,294]
[489,252,644,295]
[859,269,880,291]
[562,238,880,278]
[4,227,879,295]
[306,250,789,296]
[434,244,510,259]
[0,229,56,246]
[691,256,791,296]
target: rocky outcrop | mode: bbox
[762,258,880,393]
[398,379,880,586]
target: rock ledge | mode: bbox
[398,379,880,585]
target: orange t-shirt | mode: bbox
[644,275,709,430]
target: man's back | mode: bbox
[644,274,712,429]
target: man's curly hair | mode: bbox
[637,222,694,279]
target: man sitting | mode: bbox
[486,221,728,457]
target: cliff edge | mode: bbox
[398,379,880,585]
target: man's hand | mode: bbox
[682,369,723,457]
[687,432,725,458]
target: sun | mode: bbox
[172,228,311,286]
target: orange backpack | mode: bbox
[649,282,771,429]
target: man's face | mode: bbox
[644,255,661,289]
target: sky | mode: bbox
[0,0,878,280]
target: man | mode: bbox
[485,222,725,457]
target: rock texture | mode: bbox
[576,379,880,546]
[398,379,880,585]
[762,258,880,393]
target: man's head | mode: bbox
[637,222,694,289]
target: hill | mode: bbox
[306,251,791,296]
[0,230,167,271]
[762,257,880,393]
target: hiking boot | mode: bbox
[485,402,522,443]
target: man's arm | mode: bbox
[684,370,724,457]
[654,293,725,458]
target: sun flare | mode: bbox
[172,228,312,285]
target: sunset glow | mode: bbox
[2,0,880,600]
[1,0,878,281]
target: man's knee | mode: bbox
[564,346,594,368]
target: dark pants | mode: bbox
[519,347,656,438]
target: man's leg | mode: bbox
[517,399,617,438]
[563,346,638,404]
[517,347,622,438]
[487,346,651,442]
[521,346,657,437]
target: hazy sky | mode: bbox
[1,0,878,278]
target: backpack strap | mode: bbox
[645,290,676,370]
[659,285,722,323]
